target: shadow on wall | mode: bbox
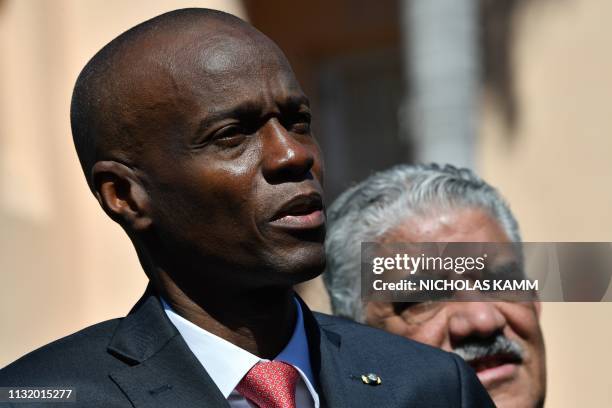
[480,0,557,132]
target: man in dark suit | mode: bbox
[0,9,493,407]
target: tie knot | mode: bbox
[236,361,300,408]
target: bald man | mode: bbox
[0,9,493,408]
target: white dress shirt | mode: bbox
[162,298,319,408]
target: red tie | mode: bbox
[236,361,300,408]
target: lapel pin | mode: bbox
[361,373,382,386]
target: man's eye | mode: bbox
[214,124,244,138]
[393,302,418,315]
[284,112,311,134]
[212,125,247,147]
[290,121,311,134]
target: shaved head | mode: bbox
[70,7,323,287]
[70,8,291,189]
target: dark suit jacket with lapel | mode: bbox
[0,291,494,408]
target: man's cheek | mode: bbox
[502,304,540,341]
[380,316,410,335]
[404,316,449,349]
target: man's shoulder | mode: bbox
[314,312,448,353]
[313,312,462,370]
[0,318,122,385]
[312,312,494,407]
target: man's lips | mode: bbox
[467,354,521,388]
[269,192,325,230]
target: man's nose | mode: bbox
[260,118,315,184]
[447,302,507,344]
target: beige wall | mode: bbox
[479,0,612,406]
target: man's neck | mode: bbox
[155,271,298,360]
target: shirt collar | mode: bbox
[275,297,315,385]
[161,297,316,398]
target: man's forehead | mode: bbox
[139,21,289,77]
[387,208,510,242]
[194,32,285,74]
[158,29,299,95]
[115,25,302,120]
[200,38,248,74]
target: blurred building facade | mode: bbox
[2,0,612,406]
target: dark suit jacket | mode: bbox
[0,291,493,407]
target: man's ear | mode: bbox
[91,161,152,231]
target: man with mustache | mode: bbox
[0,9,493,408]
[325,164,546,407]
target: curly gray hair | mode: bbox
[323,163,521,322]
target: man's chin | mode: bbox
[489,391,540,408]
[272,245,326,284]
[287,256,326,284]
[484,374,540,408]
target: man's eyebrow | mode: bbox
[281,95,311,110]
[196,96,311,134]
[195,102,259,135]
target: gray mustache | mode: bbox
[452,334,524,362]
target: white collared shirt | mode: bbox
[162,298,319,408]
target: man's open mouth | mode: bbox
[270,192,325,230]
[468,353,522,372]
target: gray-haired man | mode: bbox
[324,164,546,408]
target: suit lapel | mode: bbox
[298,297,355,408]
[300,298,397,408]
[314,328,350,408]
[108,290,395,407]
[107,290,230,408]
